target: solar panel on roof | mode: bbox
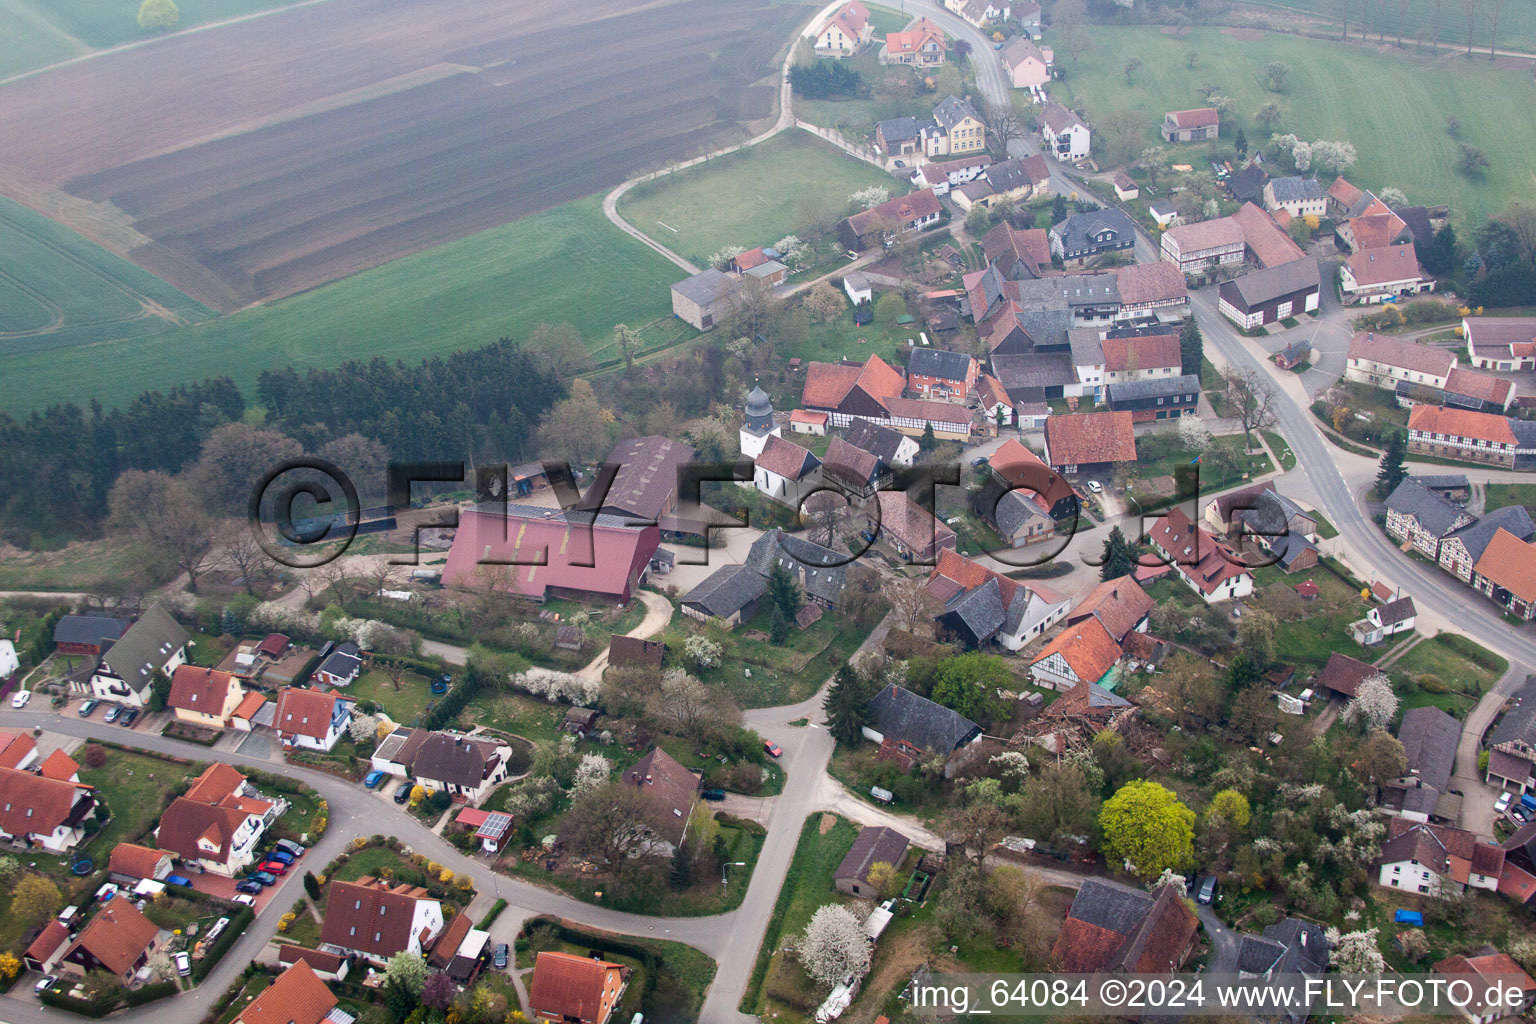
[475,812,512,839]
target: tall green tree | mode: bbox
[823,665,873,744]
[1419,223,1460,276]
[930,652,1012,722]
[1233,126,1248,158]
[1100,526,1133,581]
[1179,315,1204,377]
[1376,431,1408,497]
[1099,780,1195,879]
[766,562,802,621]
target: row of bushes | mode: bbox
[192,905,256,982]
[40,978,179,1017]
[477,898,508,929]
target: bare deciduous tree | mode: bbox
[1221,366,1278,451]
[887,576,941,636]
[221,529,273,594]
[983,102,1024,154]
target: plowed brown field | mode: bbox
[0,0,800,311]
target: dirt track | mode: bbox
[0,0,800,311]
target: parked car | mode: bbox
[165,874,193,887]
[265,849,296,865]
[1497,792,1513,814]
[701,788,726,802]
[364,770,385,789]
[103,704,122,724]
[394,781,413,804]
[118,708,138,727]
[763,740,783,759]
[10,690,30,709]
[174,952,192,977]
[431,675,451,695]
[1196,876,1217,905]
[1513,805,1532,825]
[235,880,264,895]
[971,456,988,467]
[493,944,509,969]
[232,893,256,907]
[248,871,278,886]
[35,975,58,995]
[78,699,99,717]
[274,839,305,858]
[1085,480,1103,494]
[258,860,288,876]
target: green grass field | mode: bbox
[1055,26,1536,223]
[1242,0,1536,55]
[0,196,212,356]
[617,132,894,266]
[0,0,306,79]
[0,196,691,414]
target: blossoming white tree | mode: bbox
[798,904,872,987]
[1341,672,1397,732]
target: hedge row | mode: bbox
[478,898,509,929]
[192,906,256,981]
[39,988,116,1017]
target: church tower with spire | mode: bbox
[739,384,780,459]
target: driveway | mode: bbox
[1198,903,1239,972]
[574,589,673,682]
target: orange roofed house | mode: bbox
[167,665,246,731]
[320,877,445,964]
[59,899,164,984]
[1471,528,1536,621]
[813,0,872,56]
[1042,411,1136,476]
[0,763,96,853]
[1054,879,1198,973]
[272,686,355,752]
[155,762,284,876]
[837,189,942,252]
[529,950,632,1024]
[1407,404,1536,470]
[1161,107,1219,142]
[234,961,340,1024]
[883,16,946,66]
[1147,507,1255,604]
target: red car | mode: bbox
[764,740,783,759]
[257,860,288,876]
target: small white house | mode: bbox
[1350,595,1416,646]
[843,272,872,306]
[273,686,352,751]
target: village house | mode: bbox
[882,16,946,66]
[1113,260,1188,320]
[1043,410,1136,476]
[874,116,923,158]
[371,730,512,805]
[52,615,130,657]
[273,686,354,752]
[1147,507,1254,603]
[875,490,956,562]
[1028,616,1123,690]
[167,665,246,729]
[1228,160,1270,205]
[155,762,282,875]
[235,961,341,1024]
[1400,366,1518,415]
[752,434,823,506]
[1101,330,1180,383]
[1464,316,1536,371]
[976,374,1016,427]
[1217,258,1321,329]
[107,842,174,885]
[1262,176,1328,219]
[1345,331,1455,390]
[989,438,1079,520]
[905,348,977,401]
[59,900,164,985]
[1039,102,1090,161]
[1112,173,1139,201]
[1160,107,1219,142]
[1433,954,1536,1024]
[1106,375,1201,422]
[1049,208,1136,262]
[928,549,1071,650]
[838,188,943,251]
[0,765,96,853]
[952,156,1048,212]
[1000,36,1051,88]
[821,438,883,500]
[1472,528,1536,620]
[1231,488,1319,573]
[621,747,699,856]
[945,0,1011,28]
[1160,217,1246,275]
[1384,477,1475,558]
[1340,244,1434,304]
[1407,405,1536,470]
[1383,705,1460,823]
[1376,818,1518,898]
[1054,879,1199,973]
[845,419,920,468]
[789,409,828,437]
[670,267,743,331]
[682,531,847,626]
[1069,575,1153,642]
[598,434,699,526]
[972,478,1057,547]
[813,0,871,55]
[321,877,445,963]
[833,825,909,896]
[909,154,990,196]
[1350,594,1417,646]
[981,221,1051,280]
[927,95,986,156]
[529,951,631,1024]
[87,602,188,707]
[1439,505,1536,583]
[863,683,981,771]
[443,504,660,604]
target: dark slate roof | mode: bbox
[410,733,501,789]
[1384,479,1469,536]
[1087,682,1131,709]
[1395,205,1434,246]
[98,603,188,688]
[53,615,131,648]
[1398,706,1459,793]
[747,531,847,605]
[932,94,980,131]
[1237,935,1287,975]
[982,158,1031,193]
[988,485,1053,537]
[1236,489,1312,537]
[1377,595,1416,626]
[1267,176,1326,203]
[907,347,974,381]
[844,420,908,465]
[1106,374,1200,403]
[1228,161,1270,202]
[1448,504,1536,562]
[1008,308,1075,348]
[991,352,1076,392]
[1221,258,1321,307]
[680,564,768,619]
[671,268,739,305]
[318,641,362,681]
[865,684,981,752]
[876,116,922,143]
[1262,918,1329,975]
[835,825,910,885]
[601,436,699,521]
[1066,877,1154,932]
[1012,274,1120,311]
[1271,531,1318,571]
[1489,675,1536,748]
[1049,208,1136,253]
[1068,329,1105,366]
[945,576,1006,642]
[1410,474,1469,491]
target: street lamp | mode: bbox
[722,861,747,886]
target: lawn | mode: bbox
[348,668,435,726]
[1486,483,1536,518]
[0,195,212,359]
[792,23,976,141]
[0,196,692,415]
[741,813,862,1015]
[1392,631,1508,716]
[1053,26,1536,223]
[0,536,172,591]
[1245,0,1536,55]
[1261,430,1297,471]
[464,691,568,745]
[618,132,896,267]
[79,746,190,860]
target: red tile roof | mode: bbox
[755,434,820,480]
[255,633,290,657]
[789,409,828,425]
[1031,617,1121,683]
[25,919,69,963]
[274,687,344,740]
[1434,953,1536,1014]
[0,730,36,770]
[1069,576,1153,642]
[1044,411,1136,466]
[38,748,80,781]
[1408,403,1517,445]
[621,747,699,845]
[1232,202,1306,267]
[1349,331,1455,377]
[928,548,1024,608]
[845,189,942,237]
[1314,651,1376,697]
[0,765,88,838]
[1345,244,1424,287]
[1164,217,1245,253]
[981,222,1050,273]
[886,18,945,54]
[1166,107,1219,129]
[1347,210,1409,250]
[1473,528,1536,604]
[184,762,248,804]
[529,950,630,1023]
[874,491,955,553]
[1445,366,1513,406]
[237,961,339,1024]
[157,796,257,866]
[976,374,1012,410]
[1101,332,1180,373]
[321,878,438,957]
[232,691,267,721]
[67,899,159,977]
[168,665,237,715]
[1147,507,1249,596]
[1328,177,1364,208]
[109,842,169,880]
[1114,261,1187,305]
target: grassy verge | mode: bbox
[1261,430,1297,471]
